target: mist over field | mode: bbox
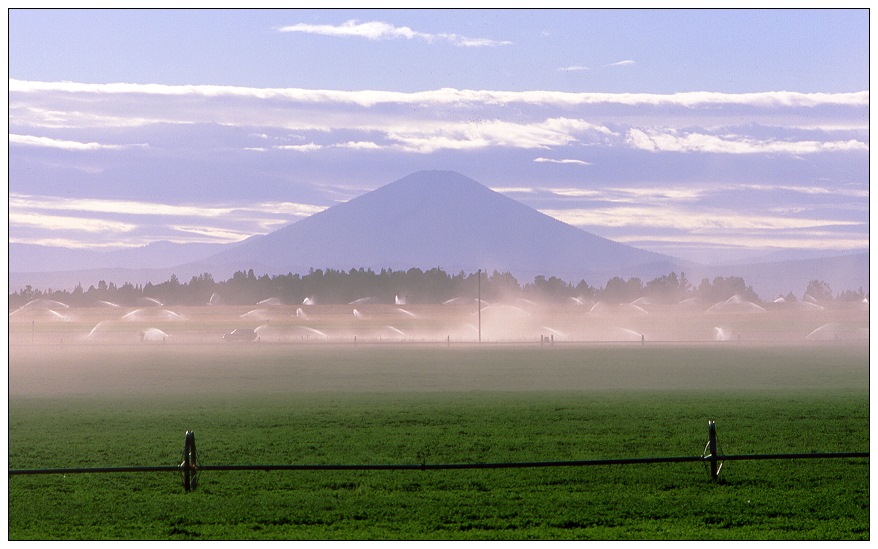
[9,289,868,398]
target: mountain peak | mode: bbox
[332,170,505,222]
[201,170,675,283]
[391,169,476,183]
[384,170,486,191]
[350,170,499,212]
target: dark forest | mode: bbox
[9,267,863,310]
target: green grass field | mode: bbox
[8,343,869,540]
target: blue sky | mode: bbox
[7,8,871,264]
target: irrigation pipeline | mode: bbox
[9,465,183,475]
[8,423,869,490]
[9,453,868,475]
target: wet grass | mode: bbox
[9,341,869,397]
[9,386,869,540]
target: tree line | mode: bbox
[8,267,865,310]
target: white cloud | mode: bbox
[384,118,614,153]
[278,20,416,40]
[615,231,869,252]
[273,141,384,152]
[9,107,181,129]
[273,143,323,152]
[491,187,536,194]
[9,212,136,233]
[256,201,326,217]
[276,19,511,47]
[540,205,860,232]
[588,181,867,204]
[626,128,869,155]
[547,184,705,201]
[740,183,869,198]
[336,141,382,150]
[559,60,634,72]
[541,117,617,136]
[9,194,235,218]
[10,194,325,221]
[534,158,592,165]
[10,80,867,109]
[601,186,706,202]
[390,118,609,153]
[171,225,254,242]
[548,188,605,198]
[9,134,146,151]
[8,236,147,249]
[8,193,330,248]
[11,82,864,163]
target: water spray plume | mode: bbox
[141,328,169,342]
[385,326,406,337]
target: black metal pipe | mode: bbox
[710,452,868,462]
[197,456,706,472]
[9,452,867,476]
[9,465,183,475]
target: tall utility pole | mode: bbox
[477,269,481,343]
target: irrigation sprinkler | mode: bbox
[703,420,723,481]
[181,431,198,492]
[8,423,868,493]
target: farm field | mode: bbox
[7,340,869,540]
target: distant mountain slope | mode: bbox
[685,252,870,300]
[8,241,227,293]
[8,266,184,293]
[198,170,681,283]
[706,248,867,266]
[10,241,226,273]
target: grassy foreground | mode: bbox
[9,391,868,540]
[8,343,870,540]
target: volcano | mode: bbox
[10,170,867,297]
[198,170,681,283]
